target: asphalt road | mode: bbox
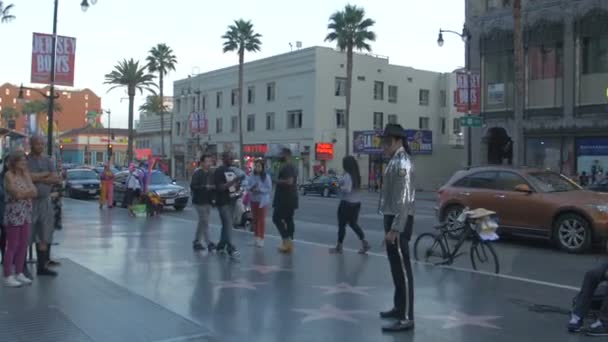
[76,191,605,289]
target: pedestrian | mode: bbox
[125,163,142,215]
[330,156,370,254]
[579,172,589,187]
[28,136,62,277]
[213,152,243,258]
[190,154,216,251]
[378,123,416,332]
[568,262,608,336]
[272,148,298,254]
[0,156,8,264]
[3,150,37,287]
[248,159,272,248]
[99,163,115,209]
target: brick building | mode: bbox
[0,82,102,134]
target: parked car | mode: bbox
[299,175,340,197]
[112,170,189,211]
[588,179,608,193]
[93,165,119,175]
[437,166,608,253]
[65,168,101,199]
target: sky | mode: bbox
[0,0,464,129]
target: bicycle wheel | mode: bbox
[414,233,447,265]
[470,241,499,274]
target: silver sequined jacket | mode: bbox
[379,146,416,232]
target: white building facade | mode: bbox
[173,47,465,190]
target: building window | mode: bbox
[191,96,196,111]
[266,112,275,130]
[231,116,238,133]
[388,114,398,124]
[486,0,503,10]
[335,109,345,128]
[373,112,384,129]
[4,88,9,95]
[176,122,181,136]
[12,99,16,104]
[419,117,430,130]
[357,76,366,81]
[287,110,302,129]
[335,77,347,96]
[216,91,223,108]
[440,90,447,107]
[373,81,384,100]
[216,118,223,133]
[67,92,71,99]
[453,118,462,134]
[247,114,255,132]
[529,43,564,79]
[176,99,181,113]
[84,94,89,100]
[266,82,276,102]
[441,117,446,135]
[419,89,430,106]
[388,85,398,103]
[248,86,255,104]
[231,89,238,106]
[202,95,207,111]
[582,36,608,74]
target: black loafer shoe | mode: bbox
[380,308,401,320]
[382,320,415,332]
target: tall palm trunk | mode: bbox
[345,45,353,156]
[127,87,135,163]
[513,0,525,166]
[159,71,165,158]
[238,50,244,162]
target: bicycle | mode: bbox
[413,208,500,274]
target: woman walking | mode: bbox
[3,151,37,287]
[248,160,272,247]
[330,156,370,254]
[99,164,114,209]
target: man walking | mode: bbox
[213,152,243,258]
[28,136,62,276]
[378,124,416,332]
[272,148,298,254]
[190,154,216,251]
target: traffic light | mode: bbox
[59,144,64,154]
[107,144,113,156]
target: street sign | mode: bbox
[459,116,483,127]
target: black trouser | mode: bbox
[53,196,62,230]
[0,224,5,264]
[337,201,365,243]
[574,262,608,320]
[273,206,295,240]
[124,189,141,207]
[384,214,415,321]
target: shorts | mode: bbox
[31,197,55,244]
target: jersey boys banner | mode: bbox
[31,33,77,86]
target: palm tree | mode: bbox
[222,19,262,161]
[1,106,19,127]
[1,2,15,23]
[105,59,156,162]
[146,44,177,159]
[139,95,166,116]
[325,4,376,156]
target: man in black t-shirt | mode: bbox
[272,148,298,254]
[213,152,243,258]
[190,154,216,251]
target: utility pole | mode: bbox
[513,0,525,166]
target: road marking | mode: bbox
[160,214,579,292]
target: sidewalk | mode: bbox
[0,198,584,342]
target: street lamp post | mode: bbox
[438,24,473,167]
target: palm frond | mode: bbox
[222,19,263,54]
[1,2,15,23]
[325,4,375,53]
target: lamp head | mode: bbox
[437,32,444,47]
[81,0,89,12]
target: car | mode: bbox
[437,166,608,253]
[92,165,119,175]
[299,175,340,197]
[65,168,101,199]
[112,170,189,211]
[588,179,608,193]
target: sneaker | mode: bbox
[382,320,414,332]
[329,244,343,254]
[4,275,22,288]
[255,239,264,248]
[193,241,206,251]
[358,240,371,254]
[587,321,608,336]
[15,273,32,285]
[568,314,583,333]
[227,245,240,259]
[207,242,217,252]
[278,240,293,254]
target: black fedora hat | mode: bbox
[381,123,406,138]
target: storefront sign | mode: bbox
[353,130,433,155]
[315,143,334,161]
[31,33,76,87]
[456,72,480,113]
[577,138,608,156]
[576,138,608,180]
[243,144,268,155]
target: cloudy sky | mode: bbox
[1,0,464,128]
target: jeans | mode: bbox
[337,201,365,243]
[217,203,235,247]
[251,202,267,239]
[574,262,608,320]
[3,224,30,277]
[194,204,211,244]
[384,214,415,321]
[273,206,295,240]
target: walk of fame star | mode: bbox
[212,278,267,297]
[420,310,502,329]
[312,282,374,296]
[293,304,369,323]
[240,264,289,275]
